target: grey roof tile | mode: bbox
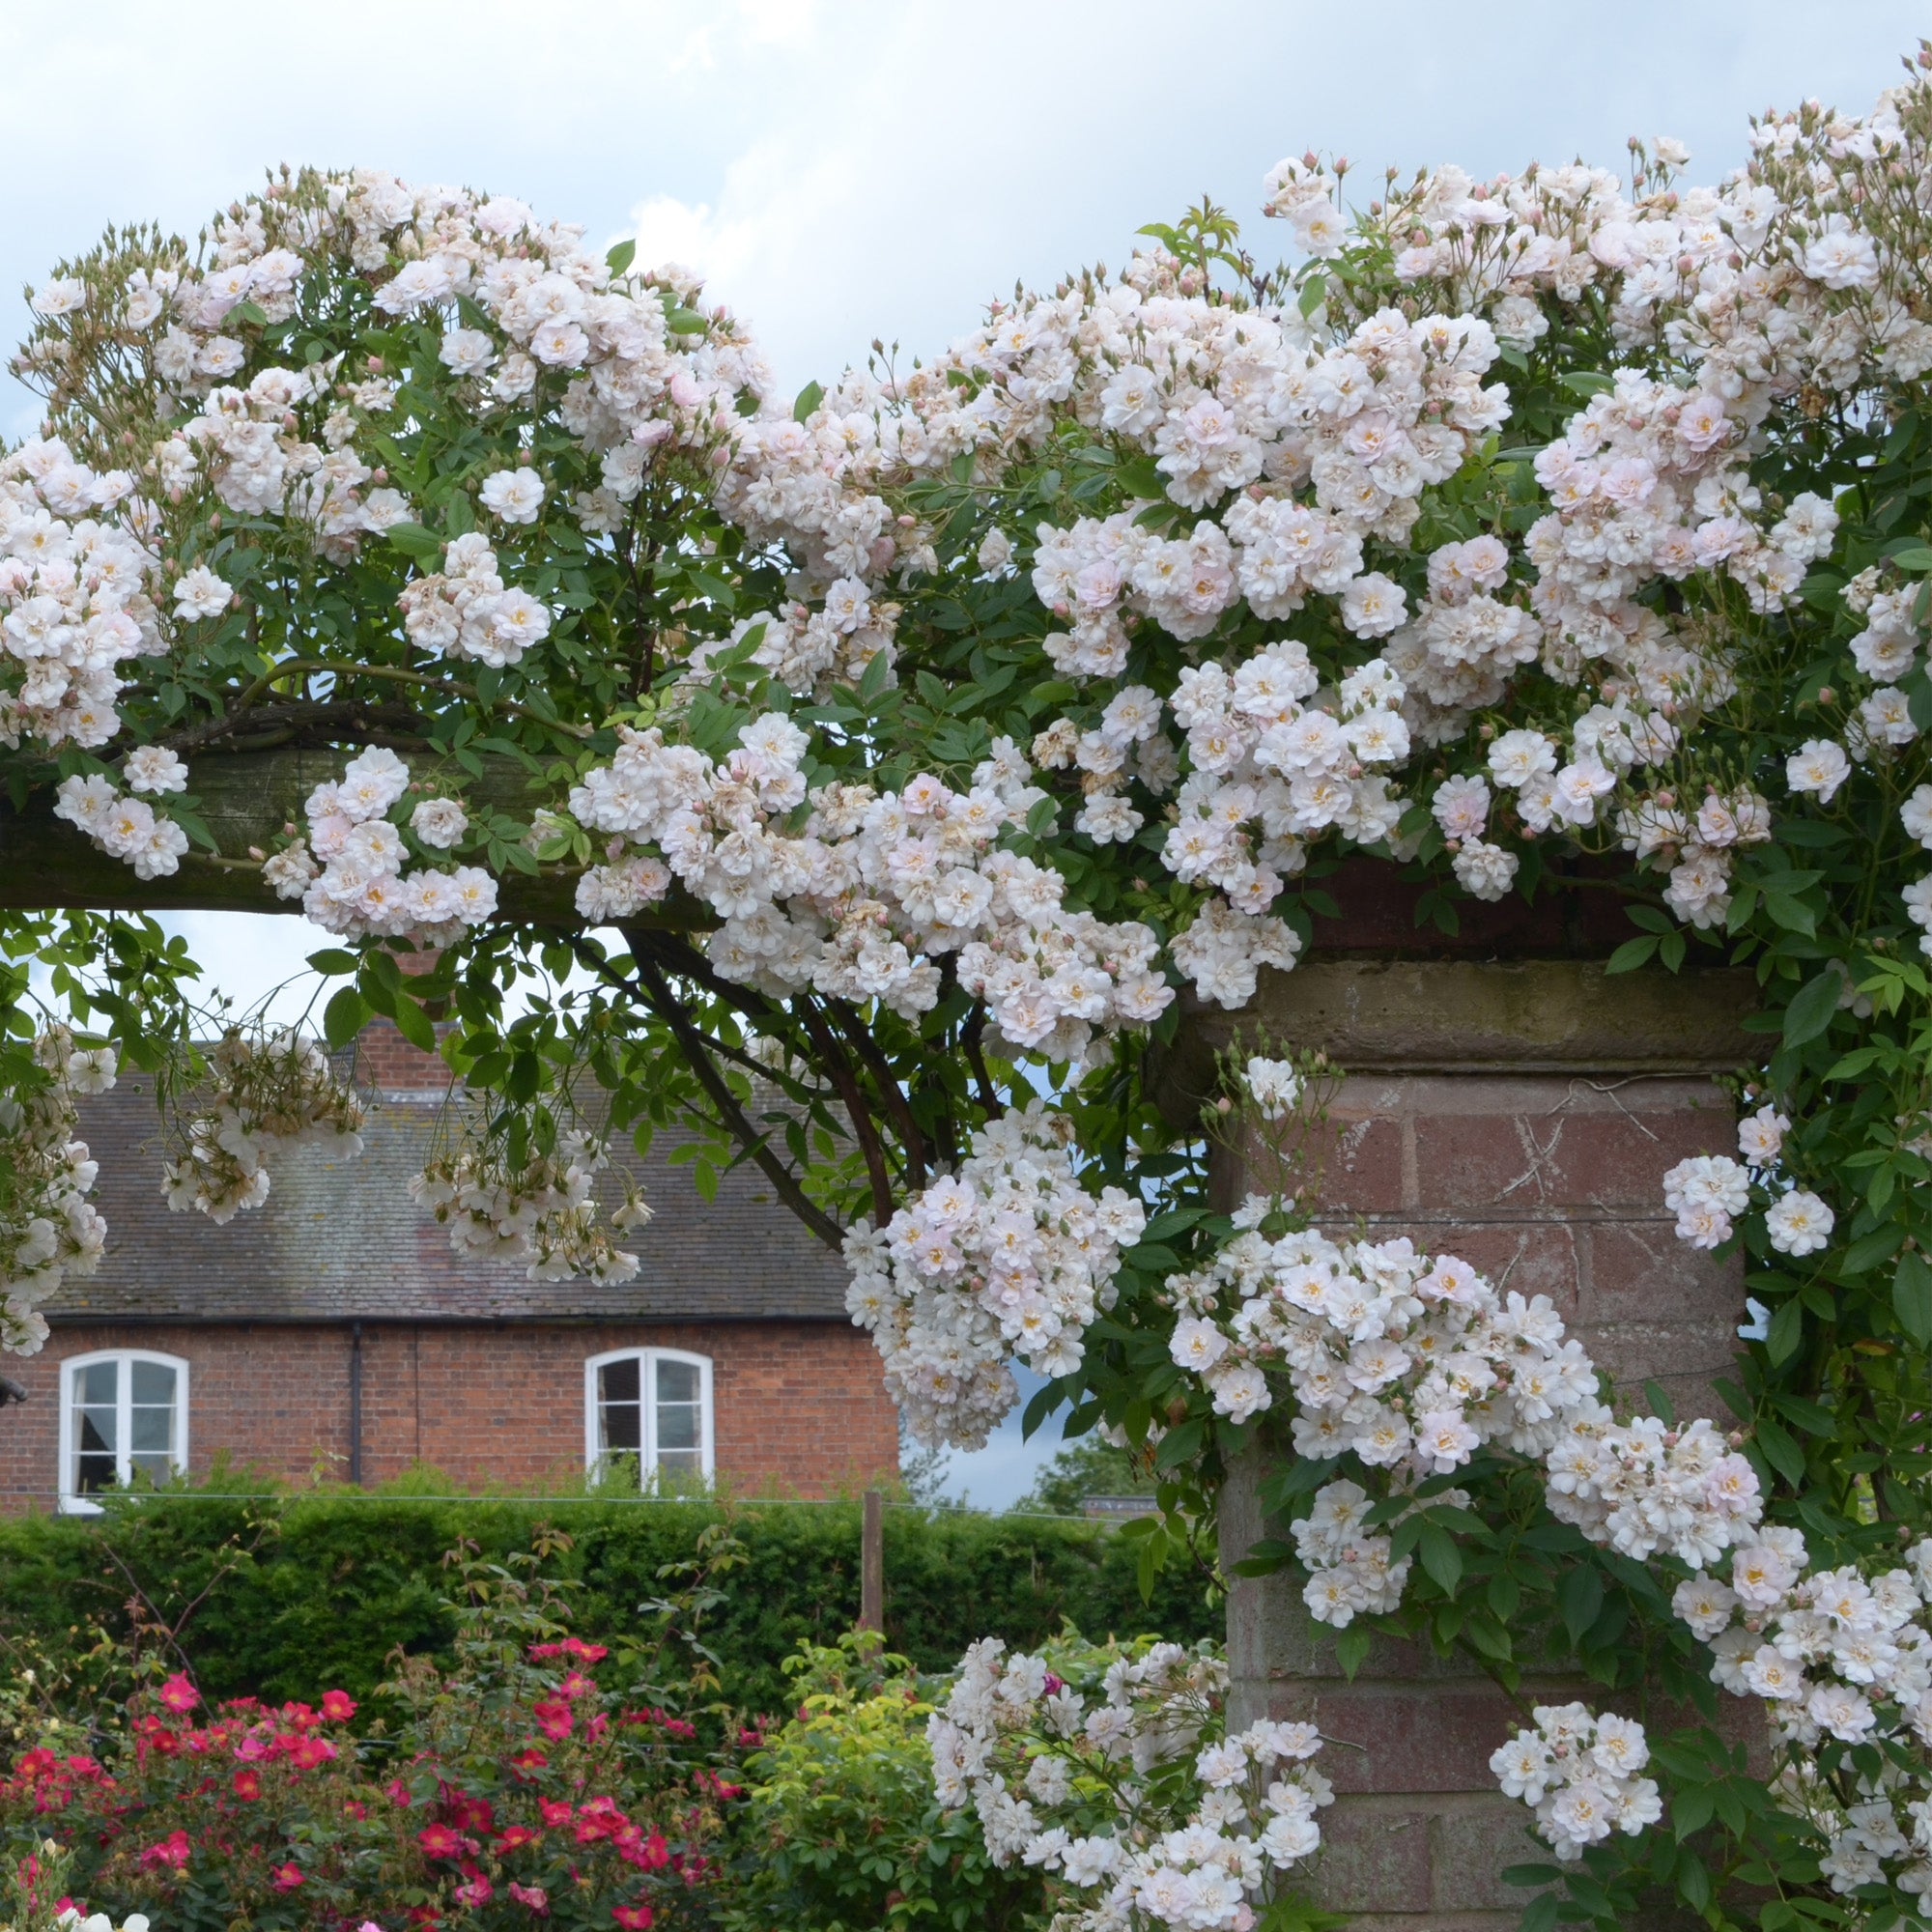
[45,1070,851,1326]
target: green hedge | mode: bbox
[0,1477,1216,1714]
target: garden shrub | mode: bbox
[0,1479,1216,1719]
[0,1527,749,1932]
[721,1633,1041,1932]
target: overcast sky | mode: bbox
[8,0,1922,1502]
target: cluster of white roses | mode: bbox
[569,711,1181,1045]
[152,360,414,559]
[0,1030,115,1354]
[1158,642,1406,914]
[929,1634,1328,1932]
[265,746,497,942]
[1544,1412,1762,1566]
[1674,1530,1932,1898]
[410,1127,651,1285]
[1160,1201,1605,1622]
[1164,1047,1769,1605]
[1661,1100,1834,1255]
[0,437,160,752]
[53,752,192,881]
[160,1027,364,1225]
[842,1103,1145,1447]
[1490,1704,1662,1862]
[397,529,554,668]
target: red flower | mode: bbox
[449,1794,496,1834]
[611,1909,654,1930]
[586,1713,610,1742]
[386,1777,413,1806]
[416,1824,466,1860]
[157,1673,200,1715]
[531,1698,574,1740]
[538,1799,574,1829]
[509,1747,549,1778]
[558,1669,595,1700]
[344,1799,367,1820]
[288,1735,338,1770]
[568,1638,608,1662]
[508,1881,550,1913]
[493,1826,540,1855]
[139,1830,191,1871]
[321,1689,358,1722]
[232,1769,261,1802]
[271,1862,304,1891]
[279,1700,321,1731]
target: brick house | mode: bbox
[0,1025,897,1512]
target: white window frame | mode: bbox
[58,1349,190,1515]
[583,1348,714,1486]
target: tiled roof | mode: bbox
[44,1036,852,1327]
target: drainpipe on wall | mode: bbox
[349,1321,363,1487]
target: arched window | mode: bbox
[584,1349,713,1487]
[59,1350,189,1513]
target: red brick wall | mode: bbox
[0,1321,897,1509]
[1297,1068,1744,1415]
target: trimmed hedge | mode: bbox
[0,1478,1216,1715]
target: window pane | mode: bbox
[656,1359,698,1406]
[656,1403,700,1453]
[597,1359,642,1459]
[77,1360,118,1407]
[656,1448,703,1478]
[76,1401,117,1494]
[599,1357,640,1404]
[129,1404,175,1458]
[600,1404,641,1454]
[130,1360,176,1407]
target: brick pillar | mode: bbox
[1187,953,1756,1930]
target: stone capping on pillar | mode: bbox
[1156,957,1759,1125]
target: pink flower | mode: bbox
[509,1882,550,1914]
[386,1777,412,1805]
[494,1826,540,1854]
[612,1908,654,1930]
[454,1875,494,1907]
[139,1830,191,1871]
[321,1689,357,1722]
[157,1674,200,1714]
[539,1799,574,1829]
[417,1824,466,1859]
[271,1862,304,1891]
[558,1669,596,1700]
[532,1698,574,1740]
